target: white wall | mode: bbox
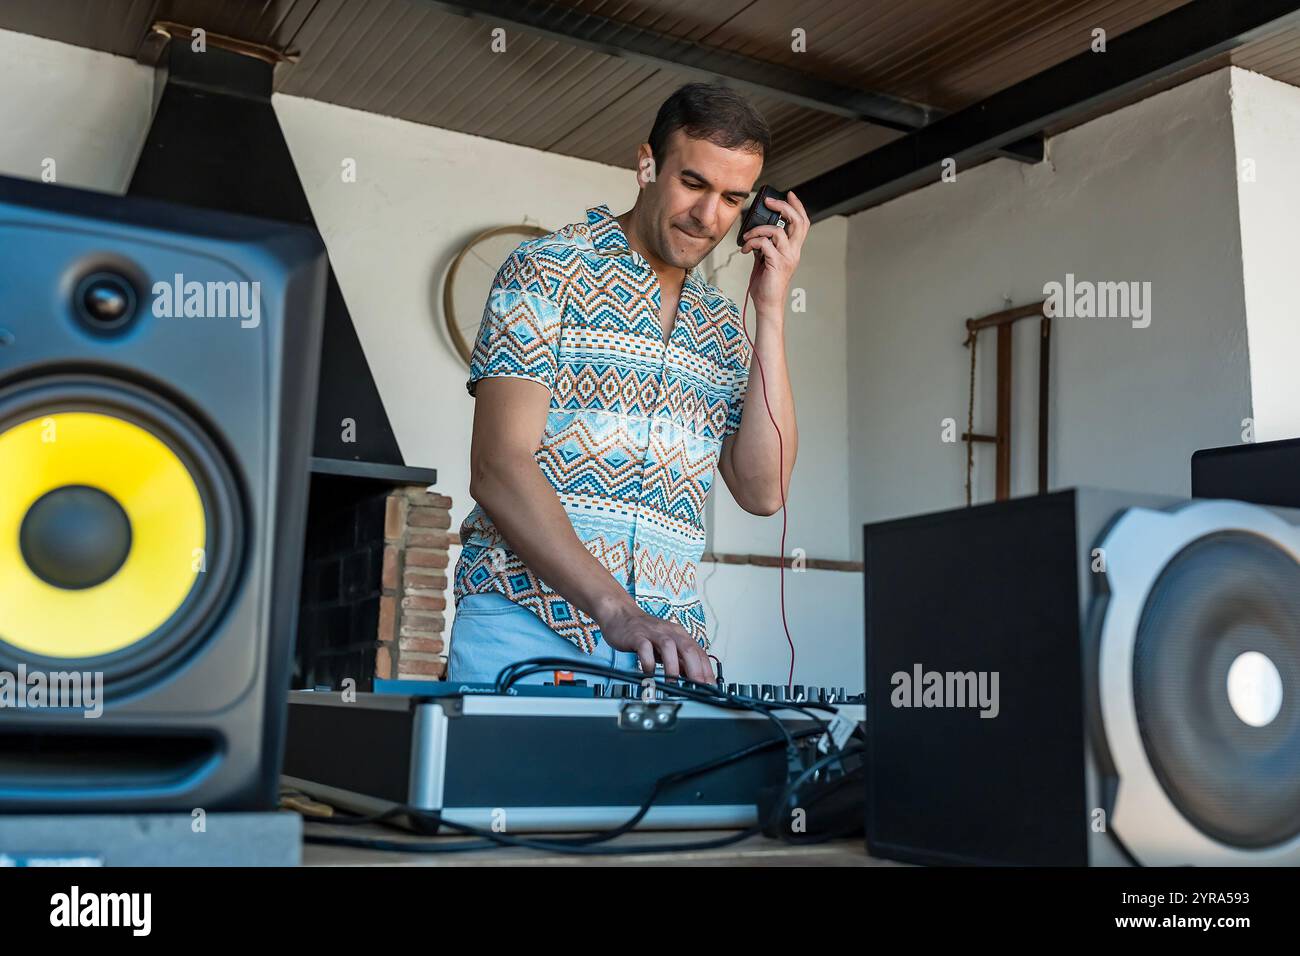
[705,215,852,561]
[1231,68,1300,443]
[699,215,861,688]
[845,69,1253,545]
[0,30,151,190]
[702,563,862,689]
[274,94,637,478]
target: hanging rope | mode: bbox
[964,326,978,507]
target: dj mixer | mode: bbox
[283,681,865,834]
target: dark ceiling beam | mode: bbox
[797,0,1300,220]
[418,0,1048,168]
[995,136,1045,163]
[415,0,937,132]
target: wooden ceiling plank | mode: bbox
[363,8,469,114]
[933,1,1188,99]
[795,0,1300,219]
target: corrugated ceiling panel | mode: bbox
[549,70,689,165]
[1234,26,1300,82]
[156,0,319,51]
[689,0,1192,110]
[0,0,148,54]
[1,0,1298,206]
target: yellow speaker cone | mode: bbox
[0,411,206,659]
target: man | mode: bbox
[449,83,806,689]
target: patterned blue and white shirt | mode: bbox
[453,204,752,653]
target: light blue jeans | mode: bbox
[447,592,641,692]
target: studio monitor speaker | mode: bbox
[0,175,326,810]
[1193,437,1300,510]
[864,489,1300,866]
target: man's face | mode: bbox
[638,129,763,269]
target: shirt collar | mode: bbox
[586,204,706,296]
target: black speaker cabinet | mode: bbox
[1193,437,1300,509]
[0,175,326,810]
[864,489,1300,866]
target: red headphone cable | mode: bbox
[738,274,795,687]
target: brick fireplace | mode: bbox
[296,479,452,690]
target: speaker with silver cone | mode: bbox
[864,489,1300,866]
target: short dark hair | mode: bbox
[647,83,771,171]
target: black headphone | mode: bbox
[736,185,788,246]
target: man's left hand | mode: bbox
[739,189,810,316]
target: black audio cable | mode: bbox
[707,654,724,683]
[494,657,840,754]
[759,746,869,845]
[301,738,786,855]
[302,753,864,857]
[302,729,860,857]
[496,656,840,727]
[501,655,858,803]
[302,660,861,856]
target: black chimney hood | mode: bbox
[128,38,435,487]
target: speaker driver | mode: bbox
[1133,531,1300,848]
[1099,499,1300,865]
[0,375,243,694]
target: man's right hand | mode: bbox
[596,602,715,684]
[469,377,716,687]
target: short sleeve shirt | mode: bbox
[452,204,752,653]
